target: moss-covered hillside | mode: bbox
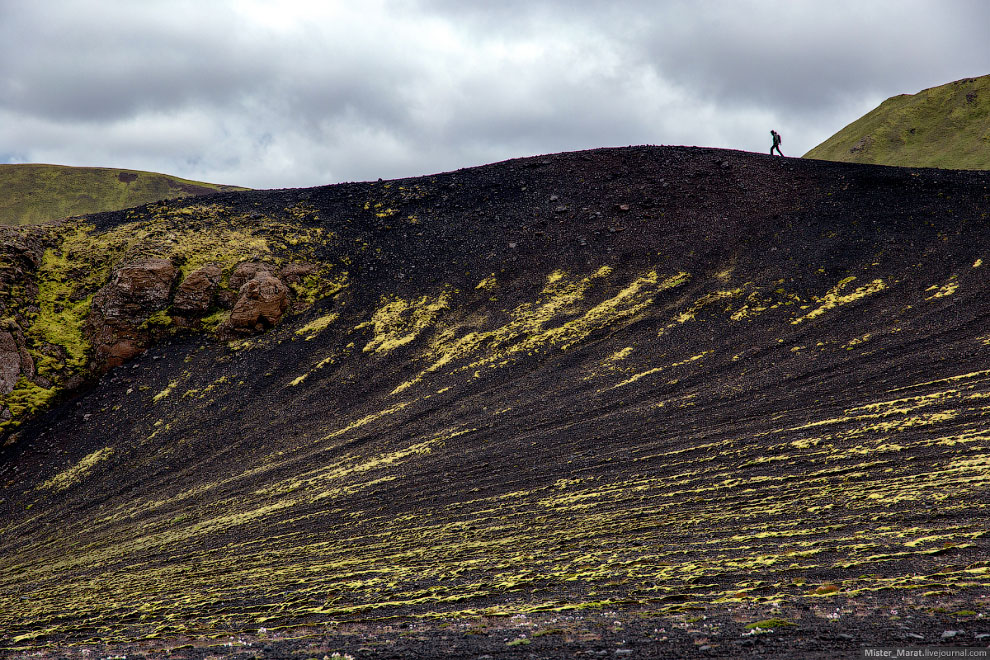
[0,164,248,226]
[2,147,990,657]
[804,75,990,169]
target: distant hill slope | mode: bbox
[804,75,990,169]
[0,163,248,225]
[3,147,990,657]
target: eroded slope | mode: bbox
[2,147,990,656]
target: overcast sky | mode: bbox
[1,0,989,189]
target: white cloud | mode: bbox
[0,0,988,188]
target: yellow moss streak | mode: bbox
[606,347,634,363]
[2,378,58,432]
[391,269,688,395]
[475,274,497,291]
[792,277,887,324]
[359,292,452,355]
[612,351,711,389]
[585,346,636,381]
[153,380,179,403]
[671,288,744,326]
[40,447,114,492]
[294,313,339,341]
[844,333,873,349]
[325,402,411,439]
[28,226,100,377]
[926,276,959,300]
[887,368,990,393]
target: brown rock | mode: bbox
[229,262,274,292]
[0,324,35,395]
[280,262,317,284]
[87,258,178,371]
[215,289,239,309]
[91,259,177,321]
[229,272,289,330]
[173,264,222,315]
[0,330,20,395]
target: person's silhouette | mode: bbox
[770,130,783,156]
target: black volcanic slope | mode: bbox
[3,146,990,657]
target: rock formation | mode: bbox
[228,270,290,331]
[87,258,178,371]
[172,264,222,316]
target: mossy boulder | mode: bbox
[87,258,178,371]
[173,264,222,316]
[228,271,290,332]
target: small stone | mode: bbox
[555,205,569,213]
[549,195,559,202]
[698,645,711,651]
[836,633,854,641]
[618,204,630,212]
[975,633,990,640]
[905,633,924,640]
[942,630,962,639]
[615,650,633,657]
[508,242,517,249]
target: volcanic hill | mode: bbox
[2,146,990,658]
[0,164,247,226]
[804,75,990,169]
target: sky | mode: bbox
[1,0,989,190]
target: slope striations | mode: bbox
[2,147,990,657]
[0,164,248,226]
[804,75,990,169]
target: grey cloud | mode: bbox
[638,1,990,114]
[0,0,987,188]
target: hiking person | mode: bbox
[770,130,783,156]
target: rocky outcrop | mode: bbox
[229,261,275,291]
[0,324,34,396]
[87,258,178,371]
[279,263,317,284]
[173,264,222,316]
[228,271,289,331]
[0,226,49,327]
[0,330,22,395]
[86,257,297,368]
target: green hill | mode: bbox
[804,75,990,169]
[0,164,248,226]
